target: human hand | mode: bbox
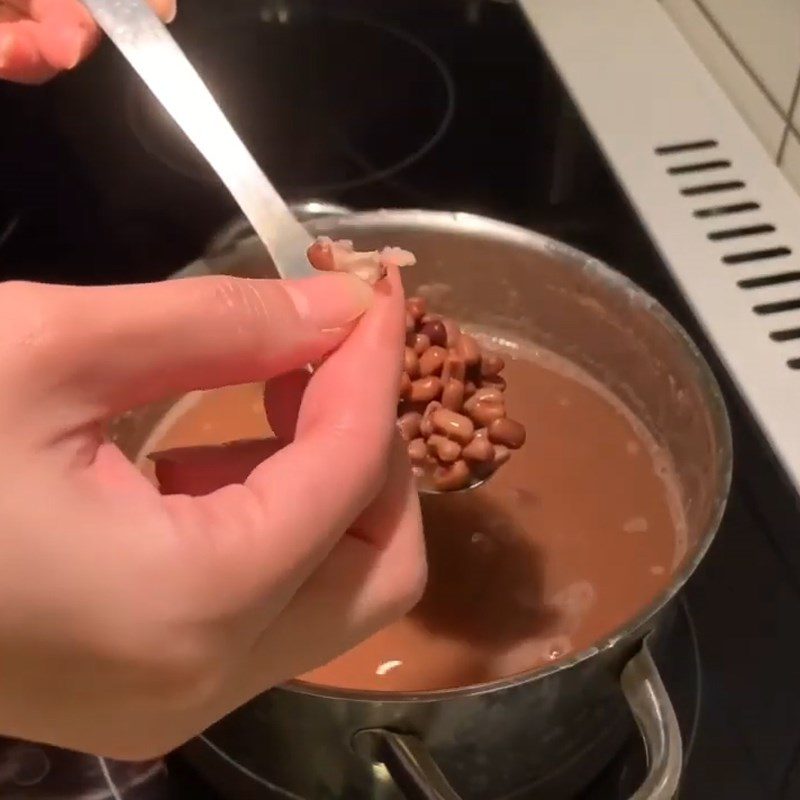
[0,0,175,83]
[0,270,425,758]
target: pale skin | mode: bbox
[0,2,426,760]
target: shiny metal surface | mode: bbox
[112,209,731,800]
[351,636,680,800]
[78,0,313,279]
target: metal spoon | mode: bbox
[79,0,487,495]
[79,0,313,280]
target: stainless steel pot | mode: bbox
[112,206,731,800]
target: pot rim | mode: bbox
[197,208,734,705]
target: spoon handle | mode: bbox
[80,0,314,279]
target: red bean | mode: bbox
[397,411,422,442]
[464,386,503,412]
[399,372,411,399]
[456,333,482,366]
[406,296,427,320]
[464,381,478,398]
[431,408,474,444]
[488,418,526,449]
[412,333,431,355]
[481,354,505,377]
[442,353,466,383]
[420,401,441,437]
[433,460,472,491]
[468,399,506,428]
[418,345,448,377]
[441,378,465,411]
[427,434,462,464]
[405,312,416,334]
[462,436,494,463]
[442,317,461,347]
[420,320,448,348]
[407,438,428,464]
[404,347,420,378]
[410,376,442,403]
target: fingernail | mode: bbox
[163,0,178,23]
[285,273,374,332]
[52,25,86,70]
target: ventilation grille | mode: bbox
[655,139,800,369]
[520,0,800,495]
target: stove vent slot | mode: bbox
[723,247,792,264]
[771,328,800,342]
[754,299,800,315]
[708,224,775,241]
[655,139,718,154]
[693,201,760,218]
[738,272,800,289]
[668,159,731,175]
[654,143,799,371]
[680,180,746,196]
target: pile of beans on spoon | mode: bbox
[398,296,526,492]
[307,236,526,493]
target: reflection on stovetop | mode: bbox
[2,0,800,797]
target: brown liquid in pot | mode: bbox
[141,339,684,692]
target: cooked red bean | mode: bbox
[442,317,461,347]
[464,381,477,398]
[420,319,448,348]
[473,427,489,441]
[442,354,466,383]
[462,436,494,463]
[411,333,431,355]
[488,417,526,449]
[468,399,506,428]
[427,434,462,464]
[481,354,505,377]
[418,345,448,377]
[455,333,482,366]
[397,411,422,442]
[410,376,442,403]
[406,312,416,334]
[420,401,441,437]
[431,408,474,444]
[399,372,411,399]
[407,296,427,320]
[407,438,428,464]
[464,386,504,412]
[404,347,420,378]
[441,378,465,411]
[433,460,471,492]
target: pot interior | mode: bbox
[110,210,731,682]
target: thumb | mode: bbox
[0,274,372,424]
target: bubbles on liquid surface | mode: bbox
[623,517,649,534]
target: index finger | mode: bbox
[167,268,406,602]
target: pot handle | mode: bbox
[620,634,683,799]
[353,635,681,800]
[352,728,461,800]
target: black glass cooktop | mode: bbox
[2,1,800,797]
